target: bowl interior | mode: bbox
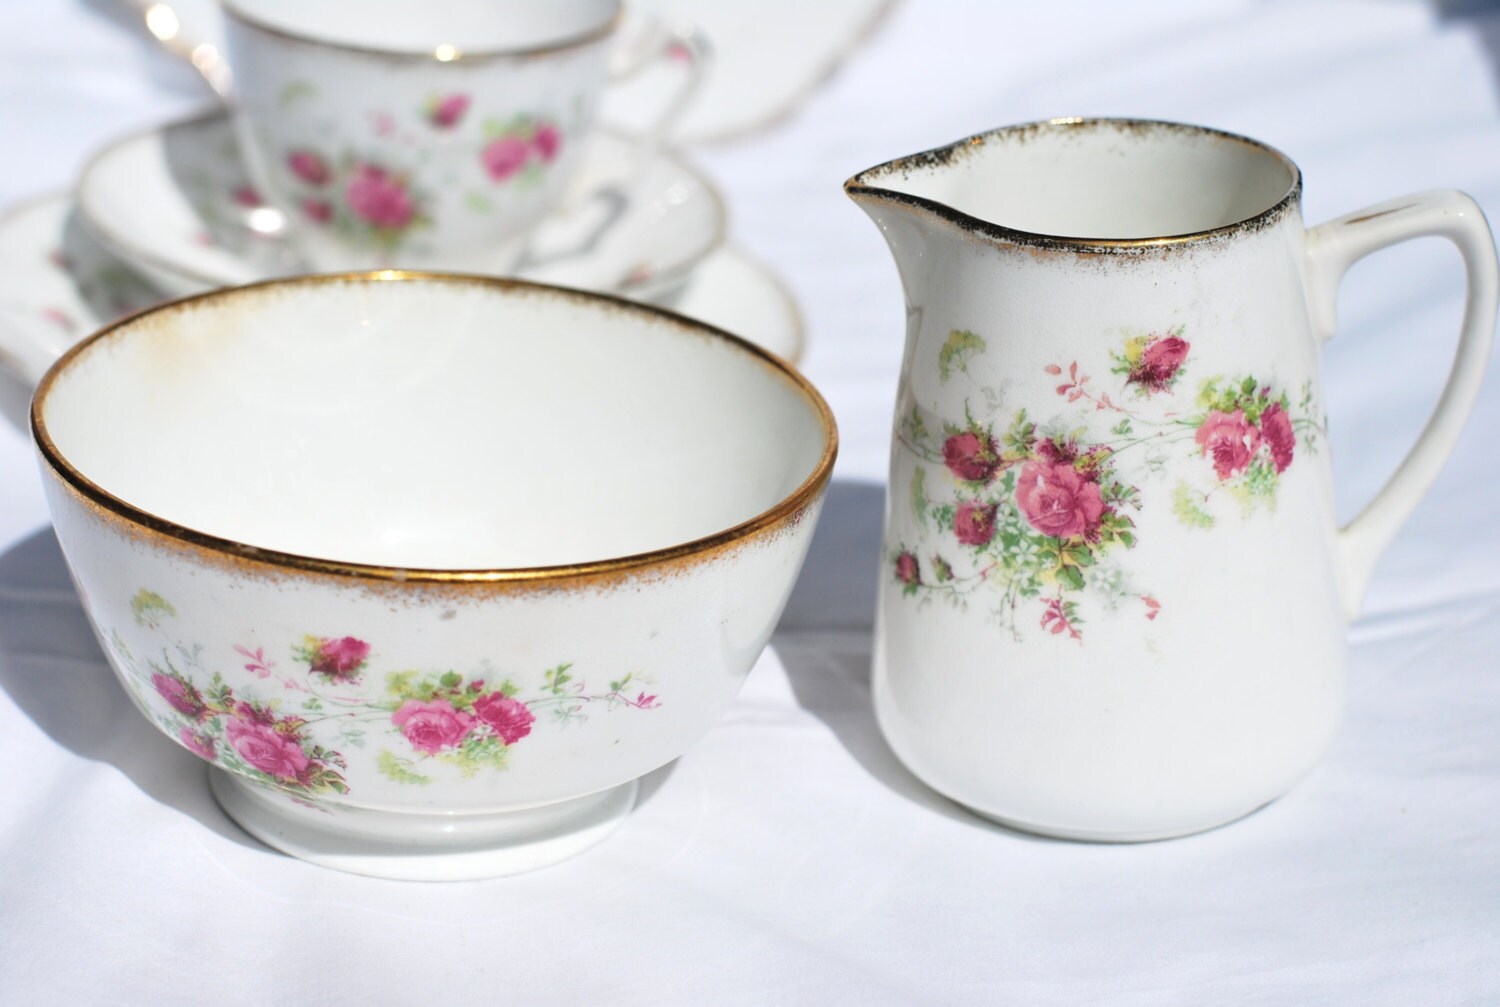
[39,277,830,570]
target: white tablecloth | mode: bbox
[2,1,1499,1003]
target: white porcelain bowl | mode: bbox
[31,273,835,879]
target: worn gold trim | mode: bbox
[845,117,1303,254]
[32,272,838,586]
[220,0,622,62]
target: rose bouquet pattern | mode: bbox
[889,326,1324,642]
[1173,376,1317,526]
[279,148,428,250]
[895,405,1145,642]
[148,664,350,795]
[268,106,564,252]
[112,590,660,797]
[476,114,564,185]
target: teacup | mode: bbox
[28,273,835,879]
[221,0,703,272]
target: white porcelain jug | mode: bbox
[847,118,1497,841]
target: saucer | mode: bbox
[76,110,727,300]
[0,193,804,431]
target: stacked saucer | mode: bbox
[0,113,804,423]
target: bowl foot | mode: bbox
[209,770,638,880]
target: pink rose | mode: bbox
[429,94,470,129]
[942,431,1001,483]
[307,636,369,681]
[179,726,216,762]
[232,185,263,208]
[1195,409,1261,480]
[482,136,530,181]
[472,693,535,745]
[895,551,920,586]
[1015,461,1105,539]
[302,198,333,224]
[1129,335,1190,391]
[287,150,330,186]
[345,165,415,229]
[532,124,561,162]
[1259,402,1295,474]
[953,500,998,546]
[152,672,207,720]
[392,699,474,754]
[226,717,309,780]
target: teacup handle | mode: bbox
[606,12,711,146]
[1305,190,1498,618]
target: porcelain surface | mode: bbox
[76,111,726,302]
[20,273,835,877]
[849,117,1497,841]
[0,193,799,424]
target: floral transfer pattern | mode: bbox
[112,591,660,796]
[268,92,567,253]
[891,327,1324,642]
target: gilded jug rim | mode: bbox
[844,117,1303,254]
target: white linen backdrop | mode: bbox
[1,1,1497,1003]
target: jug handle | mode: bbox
[1304,190,1498,619]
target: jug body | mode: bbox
[850,118,1497,840]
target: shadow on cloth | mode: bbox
[772,477,1022,834]
[0,527,263,848]
[0,526,677,851]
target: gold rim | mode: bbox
[32,271,838,585]
[75,110,728,297]
[220,0,622,62]
[845,117,1303,253]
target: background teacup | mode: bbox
[25,272,835,879]
[221,0,705,272]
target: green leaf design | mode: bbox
[278,81,318,108]
[543,663,574,695]
[938,329,987,382]
[386,670,418,699]
[1057,565,1086,591]
[465,192,494,213]
[1063,546,1095,567]
[377,750,430,785]
[1172,482,1216,529]
[911,467,929,528]
[906,405,930,445]
[130,589,175,627]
